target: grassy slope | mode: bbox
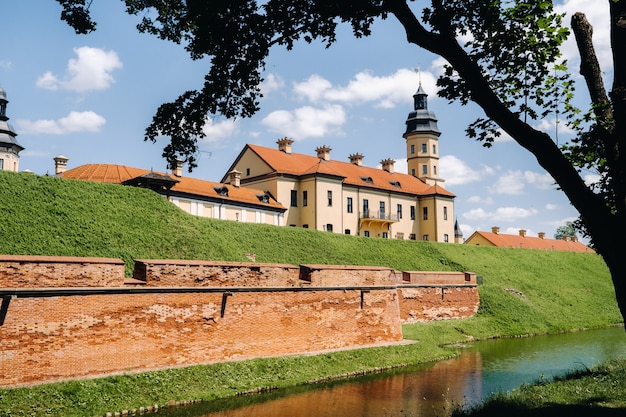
[0,171,622,416]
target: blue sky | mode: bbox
[1,1,611,243]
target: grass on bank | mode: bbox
[0,171,623,416]
[451,358,626,417]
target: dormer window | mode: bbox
[389,181,401,188]
[213,186,229,197]
[360,176,373,184]
[256,193,270,204]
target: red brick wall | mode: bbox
[398,287,480,323]
[0,289,403,387]
[0,255,125,287]
[133,260,300,287]
[301,264,401,286]
[0,257,478,387]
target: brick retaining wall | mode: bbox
[0,255,125,287]
[0,256,478,387]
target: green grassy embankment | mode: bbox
[0,171,622,416]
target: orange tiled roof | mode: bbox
[244,144,456,197]
[467,231,595,253]
[62,164,286,211]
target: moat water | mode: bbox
[161,327,626,417]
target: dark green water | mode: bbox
[162,327,626,417]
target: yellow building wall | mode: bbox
[236,149,274,180]
[406,132,439,179]
[313,177,344,233]
[465,233,496,246]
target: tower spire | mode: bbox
[0,87,24,172]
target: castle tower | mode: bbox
[0,87,24,172]
[403,83,444,186]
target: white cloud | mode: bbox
[463,206,539,222]
[293,74,333,103]
[293,69,437,108]
[583,172,601,186]
[489,171,526,195]
[440,155,485,185]
[534,118,576,137]
[201,118,238,143]
[545,203,559,210]
[260,73,284,96]
[16,111,106,135]
[467,195,494,205]
[489,170,554,195]
[0,60,12,71]
[36,46,122,92]
[261,104,346,139]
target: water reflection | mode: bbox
[163,327,626,417]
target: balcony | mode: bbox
[359,210,399,226]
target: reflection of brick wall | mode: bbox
[0,255,124,287]
[0,256,478,387]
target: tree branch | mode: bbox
[387,0,612,243]
[571,12,611,122]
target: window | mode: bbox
[326,224,333,232]
[397,204,402,219]
[421,143,427,153]
[410,144,415,154]
[364,230,370,237]
[409,233,416,240]
[363,199,369,217]
[423,234,429,241]
[443,206,448,220]
[347,197,353,213]
[345,229,351,235]
[411,168,416,176]
[423,207,428,220]
[303,190,308,206]
[246,168,250,176]
[214,186,229,197]
[256,193,269,203]
[422,165,428,175]
[379,201,385,219]
[382,232,389,239]
[410,205,416,220]
[396,232,404,240]
[290,190,297,207]
[0,159,3,170]
[433,144,437,154]
[360,176,373,184]
[303,224,309,228]
[327,190,333,206]
[444,233,449,243]
[389,180,401,188]
[433,166,437,175]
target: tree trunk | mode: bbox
[389,0,626,322]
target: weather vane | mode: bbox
[412,66,422,86]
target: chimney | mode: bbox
[519,229,527,237]
[538,232,545,239]
[381,158,395,174]
[491,226,500,234]
[562,236,570,241]
[53,155,69,175]
[172,159,184,177]
[349,153,364,167]
[315,145,332,161]
[571,236,578,242]
[227,169,241,187]
[277,137,294,154]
